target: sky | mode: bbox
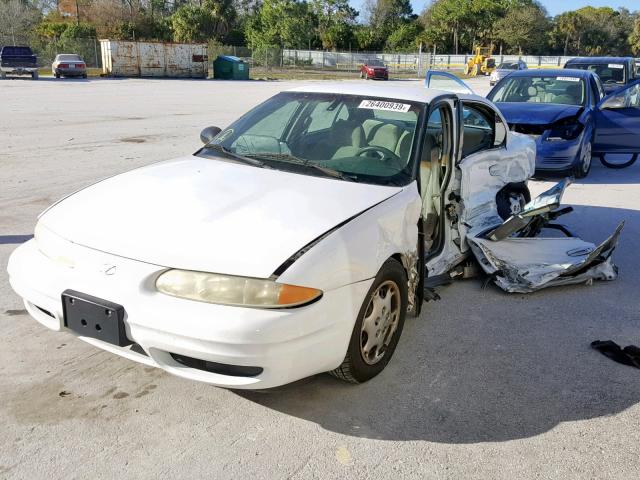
[351,0,639,17]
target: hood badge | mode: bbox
[99,264,117,275]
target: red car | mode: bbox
[360,60,389,80]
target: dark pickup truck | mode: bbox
[0,46,39,79]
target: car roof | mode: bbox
[565,57,633,64]
[504,68,593,79]
[287,83,474,104]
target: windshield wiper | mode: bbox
[204,143,269,168]
[245,152,356,181]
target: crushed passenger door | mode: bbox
[466,180,624,293]
[425,70,474,95]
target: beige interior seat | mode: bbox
[330,120,366,158]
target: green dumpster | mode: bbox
[213,55,249,80]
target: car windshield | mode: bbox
[197,92,422,186]
[366,60,385,67]
[489,76,586,106]
[498,62,519,70]
[58,54,82,61]
[568,63,626,85]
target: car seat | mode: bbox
[330,120,366,158]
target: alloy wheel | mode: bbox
[360,280,401,365]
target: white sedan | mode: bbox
[7,77,622,389]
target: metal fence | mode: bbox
[1,36,628,76]
[211,47,591,76]
[0,36,102,68]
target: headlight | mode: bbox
[546,122,584,141]
[155,269,322,308]
[34,222,76,268]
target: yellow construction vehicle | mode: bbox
[463,46,496,76]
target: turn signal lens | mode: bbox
[155,269,322,308]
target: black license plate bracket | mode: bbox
[62,289,131,347]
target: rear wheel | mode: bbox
[598,153,638,169]
[471,64,481,77]
[31,71,38,80]
[463,63,471,75]
[55,72,60,78]
[330,259,408,384]
[82,73,87,79]
[572,139,592,178]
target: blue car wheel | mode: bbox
[572,138,592,179]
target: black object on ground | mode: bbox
[591,340,640,368]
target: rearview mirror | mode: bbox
[200,126,222,144]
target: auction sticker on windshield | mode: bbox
[608,64,624,69]
[358,100,411,112]
[556,77,581,82]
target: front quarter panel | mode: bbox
[277,184,421,292]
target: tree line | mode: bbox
[1,0,640,55]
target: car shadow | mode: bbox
[0,235,33,245]
[236,203,640,444]
[535,156,640,185]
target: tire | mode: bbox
[0,71,6,79]
[571,138,592,178]
[31,71,38,80]
[598,152,638,169]
[330,259,408,384]
[472,64,481,77]
[463,64,471,75]
[496,186,530,220]
[360,71,364,79]
[82,73,87,79]
[55,72,60,78]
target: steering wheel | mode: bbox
[356,146,403,168]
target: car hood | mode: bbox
[39,155,402,278]
[493,103,582,125]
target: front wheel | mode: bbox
[572,139,592,178]
[496,187,530,219]
[330,259,408,384]
[599,153,638,169]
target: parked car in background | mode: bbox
[487,69,640,177]
[360,59,389,80]
[0,46,38,79]
[52,54,87,78]
[564,57,637,94]
[489,60,527,86]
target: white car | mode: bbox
[7,74,622,389]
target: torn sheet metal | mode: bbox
[401,250,419,313]
[468,222,623,293]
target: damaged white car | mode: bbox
[7,80,622,389]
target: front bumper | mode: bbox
[367,71,388,80]
[533,133,583,174]
[8,240,371,389]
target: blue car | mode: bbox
[564,57,637,94]
[486,69,640,177]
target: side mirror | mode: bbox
[200,126,222,144]
[600,95,626,110]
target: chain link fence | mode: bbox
[3,36,627,77]
[0,35,102,68]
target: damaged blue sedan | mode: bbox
[487,69,640,177]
